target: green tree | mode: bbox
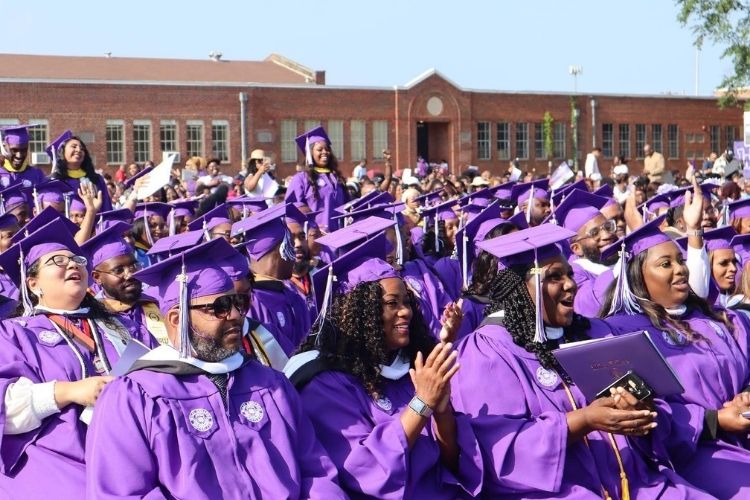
[677,0,750,107]
[543,112,554,160]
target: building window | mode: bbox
[28,120,48,154]
[651,124,663,154]
[328,120,344,159]
[618,124,631,160]
[132,121,152,163]
[210,121,229,162]
[350,120,367,161]
[602,123,614,158]
[160,120,177,153]
[534,123,544,159]
[477,122,491,160]
[303,120,320,133]
[372,121,388,159]
[635,124,646,159]
[708,125,721,154]
[553,122,566,159]
[515,122,529,160]
[186,121,204,158]
[280,120,297,163]
[105,120,125,165]
[668,124,679,158]
[496,122,510,160]
[726,125,739,146]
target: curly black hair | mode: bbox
[485,264,590,380]
[300,280,435,397]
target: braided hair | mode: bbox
[300,280,435,396]
[485,264,590,379]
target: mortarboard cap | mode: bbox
[35,179,74,206]
[455,203,503,288]
[731,233,750,267]
[79,221,133,269]
[316,216,396,255]
[69,196,86,213]
[493,181,516,203]
[415,189,444,206]
[0,213,18,230]
[231,203,295,261]
[168,199,199,218]
[420,198,458,222]
[295,126,331,166]
[45,130,74,165]
[220,247,250,283]
[552,190,610,233]
[187,203,232,233]
[0,124,41,147]
[700,226,737,253]
[727,197,750,222]
[511,179,550,205]
[226,197,269,218]
[593,184,614,198]
[134,202,171,220]
[146,230,205,260]
[0,182,31,214]
[96,208,134,233]
[12,206,79,244]
[551,179,588,207]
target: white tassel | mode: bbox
[305,137,313,166]
[525,186,534,225]
[279,227,297,262]
[719,203,729,228]
[143,210,154,246]
[313,266,335,346]
[202,220,210,241]
[607,242,642,315]
[531,254,546,343]
[168,210,176,236]
[63,193,71,219]
[434,213,439,253]
[393,212,403,267]
[97,215,104,233]
[242,206,249,219]
[19,249,34,317]
[0,196,5,216]
[32,188,40,214]
[461,233,469,289]
[176,259,191,358]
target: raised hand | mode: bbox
[439,300,464,342]
[582,396,657,436]
[682,176,704,231]
[409,342,460,409]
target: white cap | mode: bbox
[613,165,629,176]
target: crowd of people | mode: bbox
[1,121,750,498]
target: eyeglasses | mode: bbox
[578,219,617,241]
[188,294,250,320]
[43,254,88,268]
[210,230,232,240]
[96,262,143,278]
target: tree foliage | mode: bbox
[543,112,554,160]
[677,0,750,107]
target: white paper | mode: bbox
[509,167,523,182]
[261,173,279,199]
[136,153,177,200]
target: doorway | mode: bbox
[416,121,451,164]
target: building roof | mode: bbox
[0,52,323,85]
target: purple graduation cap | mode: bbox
[731,233,750,268]
[639,193,672,221]
[146,230,205,261]
[0,219,85,315]
[455,203,504,288]
[415,188,444,207]
[0,182,31,215]
[593,184,614,198]
[45,130,74,166]
[95,208,134,233]
[226,196,269,219]
[511,179,550,206]
[283,202,315,237]
[219,247,250,283]
[420,199,459,253]
[316,215,397,257]
[169,199,199,218]
[699,226,736,253]
[11,206,79,244]
[311,232,398,322]
[727,197,750,222]
[122,165,155,190]
[334,190,383,215]
[552,190,610,232]
[600,215,672,315]
[132,238,238,357]
[135,202,172,246]
[69,196,86,213]
[0,213,18,231]
[0,124,42,147]
[79,221,133,269]
[187,203,232,239]
[295,126,331,166]
[459,199,502,223]
[493,181,516,205]
[476,223,576,343]
[551,179,588,208]
[231,203,296,261]
[34,179,75,215]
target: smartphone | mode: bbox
[79,177,98,196]
[596,370,653,401]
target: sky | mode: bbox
[1,0,732,96]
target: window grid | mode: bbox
[105,121,125,165]
[553,122,566,159]
[372,121,388,160]
[477,122,491,160]
[726,126,739,146]
[186,122,204,158]
[618,124,631,160]
[602,123,614,158]
[160,121,177,153]
[534,123,544,159]
[303,120,321,133]
[211,122,230,162]
[133,122,152,163]
[635,124,646,159]
[496,122,510,160]
[350,120,367,161]
[668,124,679,158]
[28,120,48,154]
[280,120,298,163]
[651,124,663,154]
[327,120,344,160]
[515,122,529,160]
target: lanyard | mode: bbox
[47,314,94,352]
[45,314,112,376]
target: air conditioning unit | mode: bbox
[163,151,181,164]
[31,152,51,165]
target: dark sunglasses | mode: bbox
[188,294,250,319]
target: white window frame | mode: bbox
[160,120,178,154]
[280,120,298,163]
[515,122,529,160]
[186,120,205,159]
[372,121,388,160]
[477,122,491,161]
[211,120,230,163]
[105,119,125,165]
[350,120,367,161]
[28,119,49,154]
[328,120,344,160]
[132,120,152,163]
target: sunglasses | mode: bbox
[188,294,250,319]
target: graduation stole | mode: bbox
[2,158,28,173]
[312,167,331,174]
[47,314,95,352]
[134,240,150,252]
[66,168,87,179]
[561,381,630,500]
[100,297,170,345]
[242,330,272,367]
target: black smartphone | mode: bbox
[596,370,653,401]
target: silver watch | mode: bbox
[408,396,433,418]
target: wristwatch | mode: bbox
[408,396,434,418]
[686,228,704,237]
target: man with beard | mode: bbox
[231,203,312,356]
[510,178,551,227]
[0,124,47,190]
[285,205,317,306]
[86,238,345,498]
[82,221,167,346]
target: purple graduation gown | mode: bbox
[0,165,46,198]
[85,356,345,499]
[451,319,711,498]
[401,260,451,338]
[605,310,750,498]
[57,175,113,212]
[433,256,462,301]
[0,272,19,320]
[285,171,347,215]
[299,369,483,499]
[249,278,311,356]
[570,260,613,317]
[0,314,141,498]
[454,295,488,342]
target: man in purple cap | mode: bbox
[232,204,313,355]
[0,124,47,189]
[86,238,345,498]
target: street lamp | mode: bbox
[568,65,583,94]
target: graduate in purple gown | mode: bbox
[233,204,312,355]
[285,234,481,499]
[0,220,151,498]
[131,202,171,268]
[510,178,551,227]
[0,213,20,319]
[87,238,344,499]
[47,130,112,211]
[81,221,166,346]
[285,126,348,231]
[0,124,47,191]
[599,215,750,498]
[451,223,711,498]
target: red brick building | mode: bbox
[0,53,742,178]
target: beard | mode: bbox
[581,243,605,264]
[189,327,240,362]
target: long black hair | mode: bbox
[49,135,98,181]
[299,280,435,397]
[599,250,732,344]
[465,222,518,297]
[305,142,344,202]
